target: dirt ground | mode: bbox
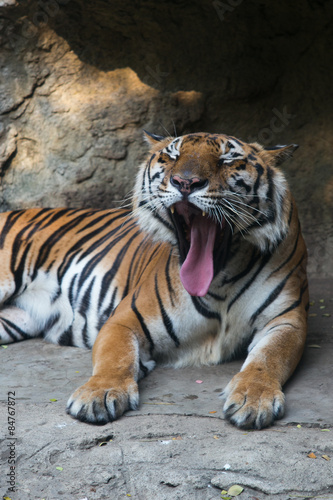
[1,277,332,500]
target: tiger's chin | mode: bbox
[169,201,232,297]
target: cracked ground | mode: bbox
[0,277,332,499]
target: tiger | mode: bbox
[0,131,308,429]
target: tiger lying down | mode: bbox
[0,132,309,429]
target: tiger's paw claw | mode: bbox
[221,372,285,429]
[66,377,139,425]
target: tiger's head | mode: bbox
[133,132,298,297]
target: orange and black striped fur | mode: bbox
[0,132,308,429]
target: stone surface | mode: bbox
[0,0,332,279]
[0,278,332,499]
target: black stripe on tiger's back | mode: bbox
[12,209,56,250]
[25,209,62,240]
[58,212,130,281]
[11,211,49,248]
[11,241,32,295]
[191,296,221,323]
[27,207,53,223]
[32,212,90,280]
[65,215,129,273]
[77,218,137,263]
[10,214,45,293]
[77,225,139,292]
[76,210,128,234]
[131,288,155,356]
[154,274,180,347]
[36,208,72,232]
[98,230,141,308]
[76,210,130,236]
[0,210,26,249]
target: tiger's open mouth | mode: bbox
[169,201,231,297]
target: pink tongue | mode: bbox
[180,215,216,296]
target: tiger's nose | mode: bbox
[170,175,208,195]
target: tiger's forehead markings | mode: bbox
[163,137,182,159]
[182,133,207,144]
[161,134,248,164]
[164,133,220,160]
[220,138,246,164]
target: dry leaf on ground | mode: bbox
[228,484,244,496]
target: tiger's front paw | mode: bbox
[66,376,139,425]
[221,371,285,429]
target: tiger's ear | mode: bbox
[143,130,166,146]
[260,144,299,166]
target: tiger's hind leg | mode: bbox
[0,306,41,344]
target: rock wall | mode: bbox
[0,0,332,277]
